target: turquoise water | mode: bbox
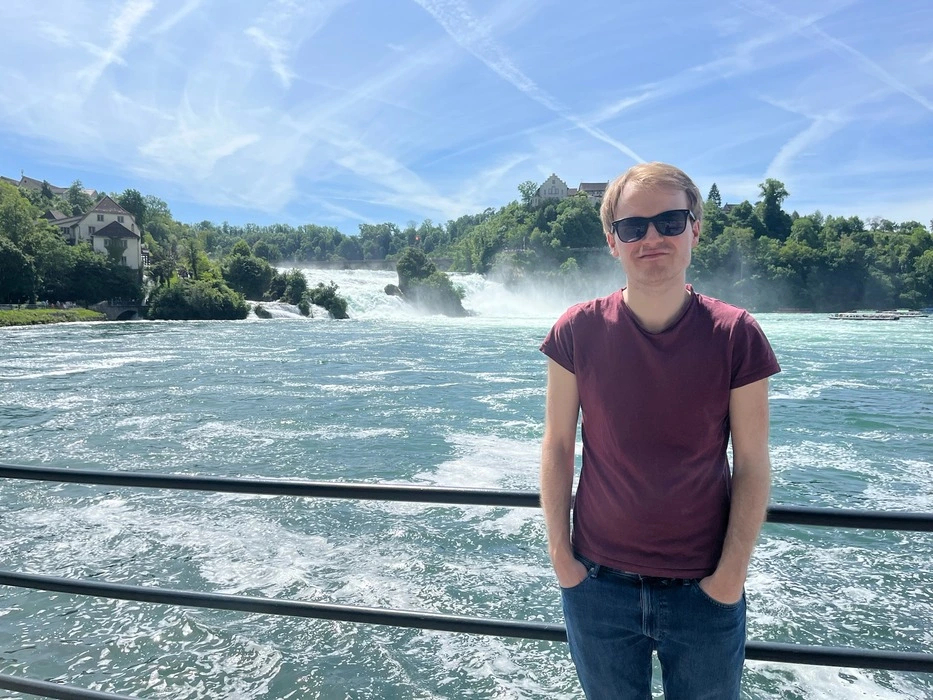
[1,269,931,699]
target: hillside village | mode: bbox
[3,173,148,272]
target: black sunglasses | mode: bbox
[611,209,696,243]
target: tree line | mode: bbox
[0,181,349,319]
[2,174,931,313]
[138,178,933,312]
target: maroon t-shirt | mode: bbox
[540,286,781,578]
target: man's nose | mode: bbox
[643,223,665,242]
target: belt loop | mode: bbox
[588,563,601,579]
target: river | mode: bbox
[1,269,931,699]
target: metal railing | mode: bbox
[1,463,931,700]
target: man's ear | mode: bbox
[606,231,620,258]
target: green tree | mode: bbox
[337,236,363,260]
[143,195,172,222]
[707,183,722,209]
[66,181,94,215]
[147,279,248,320]
[550,196,603,249]
[69,244,115,304]
[789,216,821,248]
[306,281,350,319]
[252,239,281,263]
[149,258,177,288]
[756,179,792,241]
[181,237,216,280]
[396,247,437,293]
[117,189,148,230]
[726,201,767,238]
[230,239,252,257]
[0,182,38,245]
[282,269,308,305]
[702,200,726,240]
[0,236,36,303]
[358,223,401,260]
[223,254,274,300]
[518,180,538,206]
[103,237,126,265]
[18,224,73,302]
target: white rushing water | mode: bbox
[0,272,931,699]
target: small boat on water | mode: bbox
[882,309,930,318]
[829,312,900,321]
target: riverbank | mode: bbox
[0,308,106,327]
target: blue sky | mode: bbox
[1,0,931,232]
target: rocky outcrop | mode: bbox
[388,248,467,317]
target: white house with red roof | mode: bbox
[50,196,143,269]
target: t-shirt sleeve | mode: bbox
[540,307,576,374]
[731,312,781,389]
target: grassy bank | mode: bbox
[0,308,107,327]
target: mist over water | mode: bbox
[294,266,627,322]
[1,273,931,699]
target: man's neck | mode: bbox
[622,282,691,333]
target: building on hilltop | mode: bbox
[3,173,98,199]
[49,195,143,269]
[531,174,608,206]
[531,174,571,205]
[576,182,608,202]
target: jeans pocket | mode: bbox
[559,555,598,591]
[689,580,743,609]
[559,575,590,591]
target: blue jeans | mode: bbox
[561,554,746,699]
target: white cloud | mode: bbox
[245,0,349,91]
[152,0,205,35]
[0,0,930,229]
[411,0,645,164]
[245,27,295,88]
[77,0,155,88]
[737,0,933,115]
[588,6,847,126]
[765,115,848,182]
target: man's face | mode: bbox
[605,185,699,289]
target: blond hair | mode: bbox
[599,162,703,235]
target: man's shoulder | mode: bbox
[693,292,753,328]
[556,290,622,324]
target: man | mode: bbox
[540,162,780,699]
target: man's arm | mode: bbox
[540,359,588,587]
[701,377,772,603]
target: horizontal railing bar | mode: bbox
[0,570,563,640]
[0,463,541,508]
[1,571,931,673]
[0,673,136,700]
[764,504,933,531]
[2,464,932,531]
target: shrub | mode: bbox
[396,247,436,294]
[407,272,467,316]
[306,281,349,319]
[282,269,308,305]
[148,279,248,320]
